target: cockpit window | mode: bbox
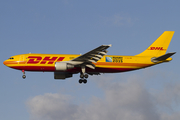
[9,57,14,60]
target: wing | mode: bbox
[70,44,112,69]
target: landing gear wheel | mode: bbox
[84,74,88,78]
[83,79,87,84]
[22,75,26,79]
[79,79,87,84]
[80,74,84,78]
[79,79,83,84]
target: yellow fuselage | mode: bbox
[4,53,170,73]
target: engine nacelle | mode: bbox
[54,72,73,79]
[55,62,74,71]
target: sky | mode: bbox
[0,0,180,120]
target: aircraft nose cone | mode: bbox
[3,60,8,66]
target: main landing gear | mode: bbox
[79,73,88,84]
[22,70,26,79]
[79,66,88,84]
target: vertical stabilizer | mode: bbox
[136,31,175,56]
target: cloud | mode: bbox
[26,72,180,120]
[86,79,159,120]
[153,82,180,111]
[26,77,157,120]
[27,93,78,120]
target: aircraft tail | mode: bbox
[136,31,175,57]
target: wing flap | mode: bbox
[86,64,95,69]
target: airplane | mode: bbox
[3,31,176,84]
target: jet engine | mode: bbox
[55,62,74,71]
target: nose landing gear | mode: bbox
[22,70,26,79]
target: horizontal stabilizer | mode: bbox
[151,52,176,63]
